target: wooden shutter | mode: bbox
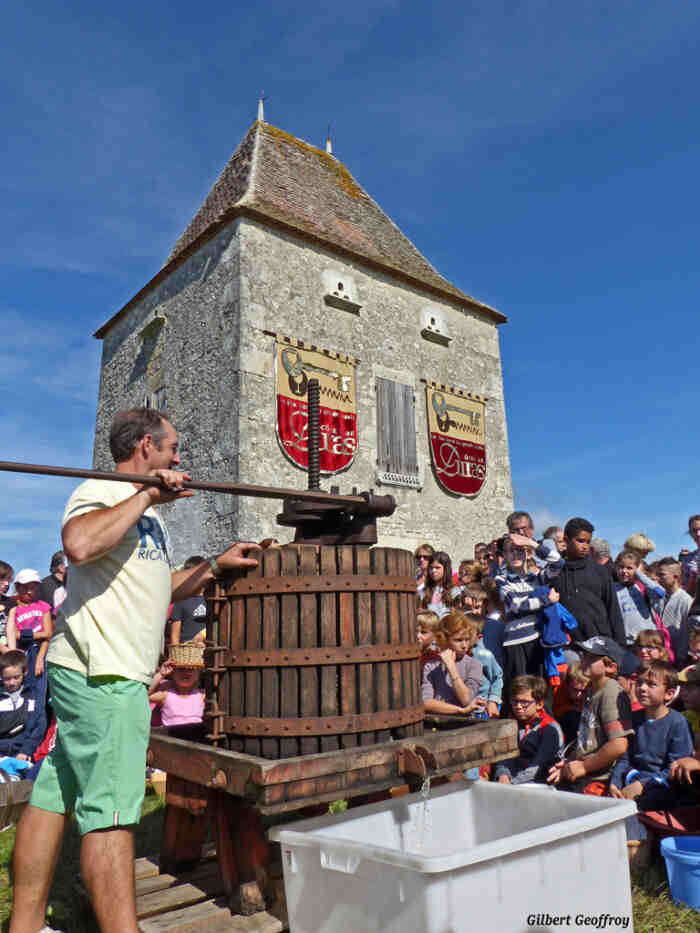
[376,378,418,476]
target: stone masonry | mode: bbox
[93,119,513,564]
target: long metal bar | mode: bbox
[0,460,368,506]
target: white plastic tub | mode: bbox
[269,780,636,933]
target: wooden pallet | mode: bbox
[133,851,285,933]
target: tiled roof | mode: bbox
[96,121,503,337]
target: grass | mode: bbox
[0,791,165,932]
[0,796,699,931]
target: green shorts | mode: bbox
[31,664,150,834]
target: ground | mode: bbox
[0,794,698,931]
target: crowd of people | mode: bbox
[415,510,700,810]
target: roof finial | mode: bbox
[258,92,266,123]
[325,123,333,155]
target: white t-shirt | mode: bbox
[48,479,172,684]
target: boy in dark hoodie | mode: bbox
[0,650,45,761]
[553,518,626,647]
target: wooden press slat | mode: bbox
[370,548,391,744]
[319,545,339,753]
[355,546,374,746]
[399,548,420,737]
[279,547,299,758]
[386,548,404,733]
[218,590,233,751]
[244,558,263,758]
[299,545,319,756]
[228,572,245,753]
[261,547,281,760]
[337,546,357,749]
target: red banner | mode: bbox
[276,341,358,474]
[426,386,487,496]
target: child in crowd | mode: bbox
[0,650,45,762]
[553,519,625,646]
[416,611,441,671]
[633,629,668,663]
[481,579,504,668]
[617,653,643,712]
[414,543,435,587]
[688,625,700,663]
[682,515,700,597]
[609,661,694,810]
[458,560,482,588]
[7,569,52,694]
[149,659,205,728]
[494,676,564,785]
[417,552,460,618]
[613,550,658,646]
[465,612,503,717]
[421,613,485,716]
[678,665,700,751]
[548,636,633,793]
[0,562,14,652]
[656,557,693,667]
[494,531,563,689]
[169,556,208,645]
[553,662,590,745]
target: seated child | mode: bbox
[609,661,694,810]
[633,629,668,664]
[613,550,658,646]
[0,650,45,762]
[617,652,643,712]
[465,612,503,717]
[678,664,700,751]
[553,662,590,746]
[494,675,564,784]
[421,613,485,716]
[688,624,700,664]
[548,636,633,794]
[416,611,441,671]
[149,659,205,730]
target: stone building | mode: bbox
[93,113,513,563]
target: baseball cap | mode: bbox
[15,569,41,585]
[619,652,642,678]
[575,636,625,667]
[678,664,700,685]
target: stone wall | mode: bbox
[93,216,513,564]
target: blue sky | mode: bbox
[2,0,700,576]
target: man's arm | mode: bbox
[63,469,193,564]
[170,542,261,601]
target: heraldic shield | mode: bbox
[426,383,487,496]
[275,338,358,474]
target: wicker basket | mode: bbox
[168,641,205,669]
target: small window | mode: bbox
[144,386,167,411]
[376,378,418,478]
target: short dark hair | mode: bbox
[0,561,13,580]
[183,555,206,569]
[640,660,678,691]
[564,517,594,538]
[109,408,169,463]
[50,551,66,573]
[657,556,681,573]
[510,674,547,702]
[0,651,27,674]
[543,526,562,539]
[507,511,533,532]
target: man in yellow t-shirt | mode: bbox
[10,408,259,933]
